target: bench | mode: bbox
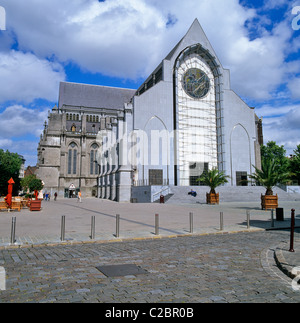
[0,201,8,211]
[11,201,21,212]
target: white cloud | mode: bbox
[0,105,48,165]
[288,77,300,99]
[0,50,65,103]
[0,0,299,161]
[0,105,48,138]
[1,0,295,100]
[261,104,300,155]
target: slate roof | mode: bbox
[58,82,136,110]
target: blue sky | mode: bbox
[0,0,299,166]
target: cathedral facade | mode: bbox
[36,19,263,202]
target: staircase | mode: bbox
[165,185,300,204]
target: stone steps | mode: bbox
[165,185,300,204]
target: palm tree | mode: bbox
[197,168,230,194]
[249,158,292,196]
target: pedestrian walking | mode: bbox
[54,192,57,201]
[77,191,82,203]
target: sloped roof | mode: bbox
[59,82,136,110]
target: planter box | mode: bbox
[206,193,219,205]
[261,194,278,210]
[30,200,42,212]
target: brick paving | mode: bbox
[0,230,300,303]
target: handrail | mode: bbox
[152,186,170,203]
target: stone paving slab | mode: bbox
[0,198,300,285]
[0,231,300,303]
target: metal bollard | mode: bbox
[61,215,66,242]
[116,214,120,238]
[155,214,159,235]
[270,209,274,228]
[246,210,250,229]
[220,212,224,231]
[91,216,96,240]
[189,212,194,233]
[289,209,295,253]
[10,217,16,245]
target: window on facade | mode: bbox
[68,143,78,175]
[236,172,248,186]
[149,170,163,186]
[90,144,99,175]
[189,162,209,186]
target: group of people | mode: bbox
[44,192,58,201]
[43,191,82,202]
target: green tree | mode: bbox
[249,158,292,195]
[197,168,230,194]
[28,178,44,193]
[20,174,37,193]
[261,141,290,174]
[0,149,22,196]
[290,144,300,185]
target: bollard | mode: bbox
[271,209,274,228]
[10,217,16,245]
[155,214,159,235]
[220,212,224,231]
[289,209,295,253]
[246,210,250,229]
[91,216,96,240]
[61,215,66,242]
[116,214,120,238]
[189,212,194,234]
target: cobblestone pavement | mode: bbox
[0,230,299,303]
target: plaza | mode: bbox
[0,190,299,248]
[0,190,300,303]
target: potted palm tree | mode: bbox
[249,158,292,210]
[28,178,44,211]
[197,168,230,205]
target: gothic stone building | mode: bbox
[36,19,263,202]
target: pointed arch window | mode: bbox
[90,143,99,175]
[68,143,78,175]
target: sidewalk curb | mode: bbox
[274,242,300,280]
[0,228,264,250]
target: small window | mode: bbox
[236,172,248,186]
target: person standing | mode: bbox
[54,192,57,201]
